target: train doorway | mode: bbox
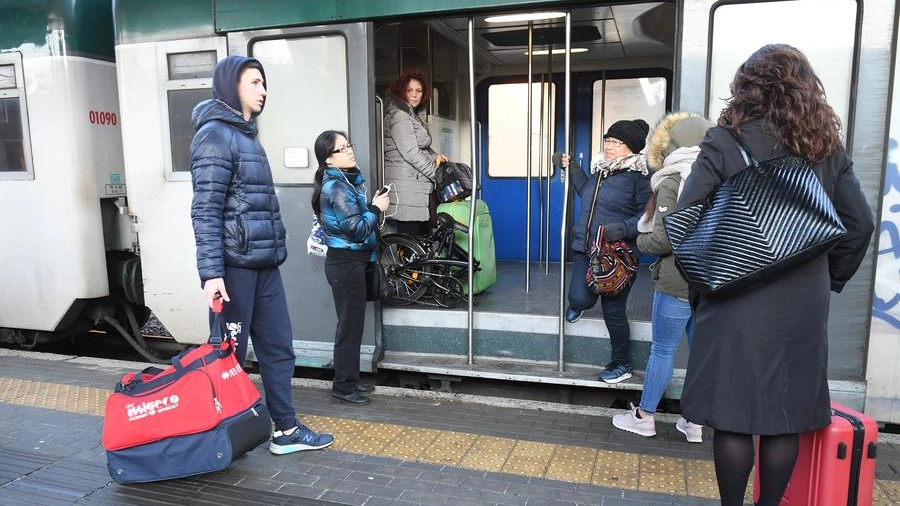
[372,3,675,385]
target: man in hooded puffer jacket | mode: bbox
[190,55,334,455]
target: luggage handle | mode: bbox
[208,298,225,346]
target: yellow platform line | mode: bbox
[1,376,897,505]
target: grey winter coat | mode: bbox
[189,99,287,282]
[383,91,439,222]
[636,147,699,300]
[678,121,874,435]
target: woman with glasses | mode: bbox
[383,69,447,236]
[554,119,652,384]
[311,130,390,405]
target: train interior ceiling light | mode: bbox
[483,12,566,23]
[526,48,589,56]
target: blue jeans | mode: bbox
[639,291,694,414]
[568,250,634,366]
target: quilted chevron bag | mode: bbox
[663,129,846,295]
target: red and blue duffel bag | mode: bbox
[102,299,272,483]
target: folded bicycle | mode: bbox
[379,212,480,307]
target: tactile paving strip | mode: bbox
[1,377,898,505]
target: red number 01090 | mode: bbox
[89,110,118,126]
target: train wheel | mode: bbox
[379,234,430,305]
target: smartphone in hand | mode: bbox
[377,185,390,196]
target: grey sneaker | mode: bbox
[612,403,656,437]
[676,417,703,443]
[269,420,335,455]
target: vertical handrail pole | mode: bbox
[538,72,546,265]
[545,48,553,274]
[467,17,477,365]
[375,96,384,187]
[525,21,533,292]
[558,12,572,372]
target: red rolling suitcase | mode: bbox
[753,401,877,506]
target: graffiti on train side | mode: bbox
[874,137,900,329]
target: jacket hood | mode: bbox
[192,99,258,136]
[212,55,267,117]
[646,112,714,171]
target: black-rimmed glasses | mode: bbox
[332,143,354,154]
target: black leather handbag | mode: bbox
[366,261,391,301]
[434,161,473,203]
[662,129,847,295]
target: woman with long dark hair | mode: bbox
[677,44,874,506]
[311,130,390,405]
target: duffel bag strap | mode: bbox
[208,298,226,346]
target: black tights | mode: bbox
[713,430,799,506]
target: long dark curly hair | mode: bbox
[718,44,842,163]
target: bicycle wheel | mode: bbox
[379,233,430,305]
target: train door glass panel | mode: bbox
[252,36,348,185]
[709,0,856,130]
[157,38,226,182]
[591,77,667,157]
[0,56,33,180]
[486,83,556,178]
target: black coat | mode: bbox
[678,121,874,435]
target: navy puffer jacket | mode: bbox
[569,164,652,255]
[319,167,380,262]
[190,99,287,281]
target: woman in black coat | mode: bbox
[677,44,874,506]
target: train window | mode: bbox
[709,0,856,131]
[167,88,213,173]
[590,77,667,157]
[157,38,227,181]
[0,57,33,179]
[252,35,349,185]
[0,65,15,88]
[486,82,556,178]
[167,51,217,80]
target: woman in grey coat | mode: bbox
[383,69,446,236]
[677,45,874,506]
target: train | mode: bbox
[1,0,899,424]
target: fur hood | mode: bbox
[646,112,714,171]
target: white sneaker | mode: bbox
[612,403,656,437]
[676,417,703,443]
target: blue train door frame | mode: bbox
[476,68,672,263]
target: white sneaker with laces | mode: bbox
[612,403,656,437]
[676,417,703,443]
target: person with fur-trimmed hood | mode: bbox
[610,112,713,443]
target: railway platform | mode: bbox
[1,348,898,506]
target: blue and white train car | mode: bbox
[0,0,148,353]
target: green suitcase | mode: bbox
[436,199,497,295]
